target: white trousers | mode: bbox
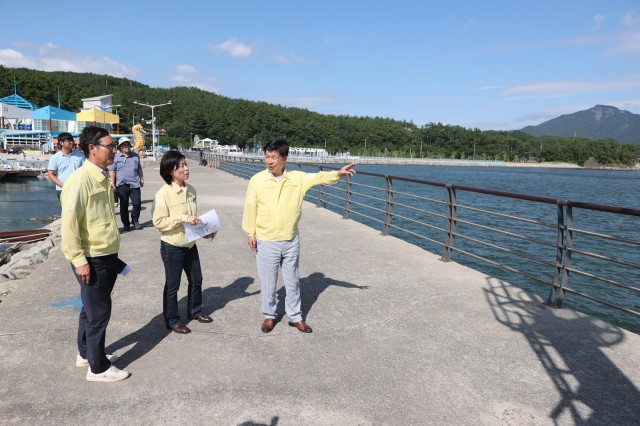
[256,235,302,322]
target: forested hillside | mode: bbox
[1,66,638,166]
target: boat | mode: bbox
[5,169,43,178]
[0,229,52,244]
[0,159,46,178]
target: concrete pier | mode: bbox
[0,161,638,425]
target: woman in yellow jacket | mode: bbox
[152,150,216,334]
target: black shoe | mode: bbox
[122,226,131,233]
[133,222,143,230]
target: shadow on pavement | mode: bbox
[484,277,640,424]
[108,276,257,368]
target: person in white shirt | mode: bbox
[47,132,85,200]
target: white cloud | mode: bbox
[464,17,477,30]
[0,48,38,68]
[273,52,305,64]
[592,14,605,30]
[170,65,221,94]
[473,85,505,92]
[609,31,640,55]
[175,64,198,75]
[501,74,640,99]
[0,43,138,78]
[621,11,640,27]
[210,39,252,57]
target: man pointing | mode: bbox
[242,140,356,333]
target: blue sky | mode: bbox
[1,1,639,131]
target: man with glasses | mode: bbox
[61,126,130,382]
[242,140,356,334]
[47,132,85,200]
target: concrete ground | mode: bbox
[0,159,638,425]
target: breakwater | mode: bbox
[1,162,639,424]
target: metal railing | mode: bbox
[201,153,640,331]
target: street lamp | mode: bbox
[133,100,171,160]
[95,104,121,132]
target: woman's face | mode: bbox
[170,159,189,184]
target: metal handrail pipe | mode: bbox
[347,209,385,225]
[567,248,640,269]
[560,286,640,318]
[388,202,445,221]
[569,227,640,246]
[450,246,553,286]
[566,267,640,294]
[453,203,560,230]
[452,232,557,268]
[452,218,558,249]
[389,212,446,234]
[388,223,445,247]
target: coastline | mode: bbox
[7,152,637,170]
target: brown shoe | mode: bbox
[171,323,191,334]
[189,314,213,323]
[288,320,312,333]
[261,318,277,333]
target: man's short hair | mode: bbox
[79,126,110,158]
[263,140,289,157]
[57,132,74,143]
[159,150,185,185]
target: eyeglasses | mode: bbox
[96,144,117,150]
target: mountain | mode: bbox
[519,105,640,145]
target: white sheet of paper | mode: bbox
[184,209,221,242]
[120,264,132,276]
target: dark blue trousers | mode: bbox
[116,184,141,228]
[74,254,119,374]
[160,241,203,328]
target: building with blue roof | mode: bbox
[33,106,77,134]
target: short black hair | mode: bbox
[159,150,186,185]
[79,126,110,158]
[263,139,289,157]
[57,132,74,143]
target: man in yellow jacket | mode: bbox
[242,140,356,333]
[61,126,130,382]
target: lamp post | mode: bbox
[96,104,121,132]
[133,100,171,160]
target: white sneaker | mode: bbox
[86,365,130,382]
[76,353,119,367]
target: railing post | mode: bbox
[343,174,352,219]
[441,184,457,262]
[556,204,573,308]
[547,201,566,307]
[382,175,393,236]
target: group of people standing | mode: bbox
[56,126,356,382]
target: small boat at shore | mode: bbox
[1,159,47,178]
[0,229,52,244]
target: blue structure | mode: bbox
[0,93,39,111]
[33,106,76,134]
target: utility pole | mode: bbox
[133,100,172,160]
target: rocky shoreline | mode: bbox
[0,219,61,303]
